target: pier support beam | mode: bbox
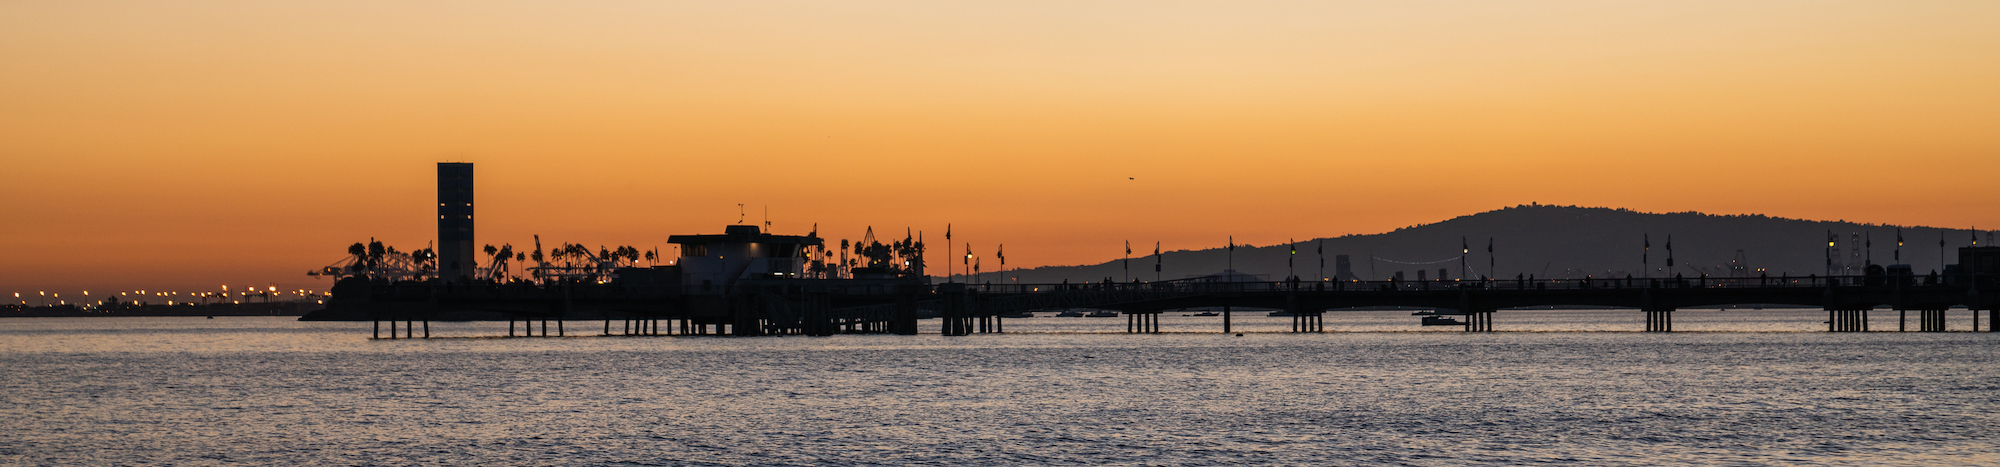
[1126,311,1160,334]
[1290,311,1323,333]
[1644,309,1674,332]
[1827,308,1870,332]
[940,283,970,337]
[1920,309,1946,332]
[892,285,920,335]
[1461,311,1493,332]
[1464,309,1496,331]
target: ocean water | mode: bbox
[2,312,1996,466]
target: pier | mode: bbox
[321,272,1999,338]
[318,162,2000,338]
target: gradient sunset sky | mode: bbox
[3,1,1997,295]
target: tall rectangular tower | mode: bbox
[438,163,475,283]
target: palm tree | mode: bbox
[347,242,369,274]
[367,239,386,269]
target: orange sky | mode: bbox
[3,1,1998,296]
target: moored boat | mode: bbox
[1421,315,1463,326]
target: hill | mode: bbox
[983,205,1988,284]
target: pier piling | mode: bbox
[1644,310,1674,332]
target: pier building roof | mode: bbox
[668,225,823,246]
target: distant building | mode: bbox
[437,163,474,284]
[1334,255,1361,281]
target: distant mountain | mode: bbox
[982,205,1990,284]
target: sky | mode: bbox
[3,1,1998,296]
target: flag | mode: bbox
[1487,237,1493,253]
[1154,242,1160,256]
[997,244,1004,262]
[1643,234,1650,266]
[1125,240,1131,256]
[1228,236,1234,251]
[945,224,951,241]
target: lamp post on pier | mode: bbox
[1154,241,1162,283]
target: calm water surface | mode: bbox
[2,311,1996,466]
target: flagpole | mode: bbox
[1155,241,1162,282]
[946,224,953,283]
[1460,236,1468,281]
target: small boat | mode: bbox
[1084,310,1118,317]
[1055,309,1087,317]
[1421,316,1463,326]
[1268,311,1298,317]
[1188,311,1220,317]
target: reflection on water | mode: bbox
[1,314,1995,465]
